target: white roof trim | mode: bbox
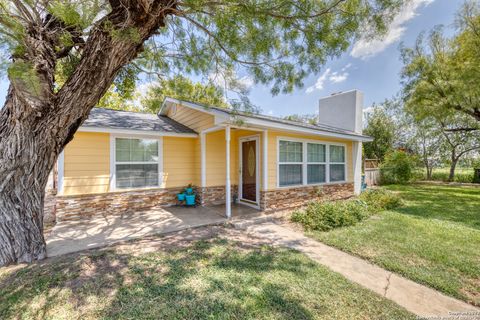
[161,97,373,142]
[78,126,198,138]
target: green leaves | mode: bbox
[401,1,480,123]
[142,75,228,114]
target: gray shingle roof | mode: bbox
[83,108,196,134]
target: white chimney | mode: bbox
[318,90,363,134]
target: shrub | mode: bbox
[380,150,415,185]
[359,188,402,213]
[291,189,402,231]
[291,200,369,231]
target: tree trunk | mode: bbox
[0,0,175,266]
[426,164,433,180]
[448,154,458,182]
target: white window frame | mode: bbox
[276,137,347,188]
[109,134,164,191]
[306,142,328,185]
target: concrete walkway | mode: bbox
[241,221,479,318]
[47,204,259,257]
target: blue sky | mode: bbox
[0,0,460,116]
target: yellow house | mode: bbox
[54,90,372,220]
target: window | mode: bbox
[278,139,346,187]
[329,145,346,182]
[307,143,326,184]
[115,138,160,189]
[278,141,303,186]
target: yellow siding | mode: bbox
[163,137,197,188]
[167,104,215,132]
[266,131,354,190]
[205,128,262,187]
[205,130,227,186]
[63,132,110,195]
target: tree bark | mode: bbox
[0,0,176,266]
[448,153,458,182]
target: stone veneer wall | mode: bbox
[54,185,239,222]
[199,185,238,206]
[260,183,354,212]
[55,187,185,221]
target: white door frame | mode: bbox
[238,135,260,209]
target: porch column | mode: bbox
[200,132,206,188]
[353,141,362,195]
[225,126,231,218]
[262,130,268,191]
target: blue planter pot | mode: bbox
[177,193,186,201]
[185,194,196,206]
[185,187,193,194]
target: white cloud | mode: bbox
[351,0,434,60]
[306,64,351,93]
[306,68,331,93]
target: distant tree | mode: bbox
[284,114,318,125]
[142,75,229,113]
[363,106,396,161]
[437,115,480,181]
[407,119,443,180]
[401,1,480,123]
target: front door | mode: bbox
[240,138,258,203]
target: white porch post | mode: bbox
[353,141,363,195]
[262,130,268,191]
[200,132,206,188]
[225,126,231,218]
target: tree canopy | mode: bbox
[363,105,396,161]
[401,0,480,123]
[141,75,229,113]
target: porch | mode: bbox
[46,203,261,257]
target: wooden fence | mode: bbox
[364,159,380,186]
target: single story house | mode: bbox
[50,90,372,221]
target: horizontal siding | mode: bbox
[63,132,110,195]
[163,137,197,188]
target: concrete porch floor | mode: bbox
[46,204,260,257]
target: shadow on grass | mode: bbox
[385,184,480,229]
[0,238,317,320]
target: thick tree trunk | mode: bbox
[0,0,176,266]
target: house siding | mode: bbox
[163,136,197,188]
[63,132,110,195]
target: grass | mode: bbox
[0,238,414,320]
[416,167,475,183]
[307,184,480,306]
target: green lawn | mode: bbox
[308,184,480,306]
[0,238,414,320]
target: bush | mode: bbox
[359,188,402,213]
[291,189,402,231]
[291,200,369,231]
[380,151,415,185]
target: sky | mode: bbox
[0,0,461,117]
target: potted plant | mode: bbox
[185,183,194,195]
[177,192,186,201]
[183,183,196,206]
